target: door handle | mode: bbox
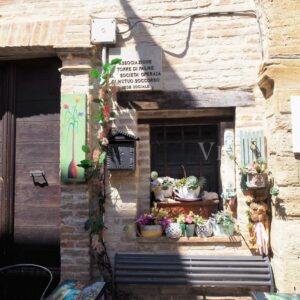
[30,171,48,187]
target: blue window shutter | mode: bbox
[240,129,265,166]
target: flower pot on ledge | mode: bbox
[246,173,268,189]
[140,225,163,238]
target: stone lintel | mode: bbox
[117,89,254,110]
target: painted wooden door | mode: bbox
[0,58,61,275]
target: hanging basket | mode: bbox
[246,173,268,189]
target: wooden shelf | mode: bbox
[137,235,241,245]
[156,199,219,219]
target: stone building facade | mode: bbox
[0,0,299,297]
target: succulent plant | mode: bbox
[186,176,206,190]
[151,171,158,180]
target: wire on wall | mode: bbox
[115,10,264,61]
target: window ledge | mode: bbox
[136,235,241,245]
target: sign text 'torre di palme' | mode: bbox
[109,46,162,91]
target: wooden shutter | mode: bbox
[240,129,265,166]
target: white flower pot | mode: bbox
[195,221,213,237]
[165,223,181,239]
[174,186,200,199]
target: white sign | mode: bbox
[291,96,300,153]
[109,46,162,91]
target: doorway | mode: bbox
[0,57,61,297]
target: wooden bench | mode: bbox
[114,253,274,298]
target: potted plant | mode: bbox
[174,176,206,199]
[243,158,268,189]
[165,218,182,239]
[210,211,235,236]
[136,206,170,238]
[150,171,174,200]
[194,214,213,238]
[176,212,195,237]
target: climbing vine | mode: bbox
[78,58,121,232]
[77,58,123,297]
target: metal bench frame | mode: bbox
[0,264,53,300]
[114,253,274,299]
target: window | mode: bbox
[150,124,219,193]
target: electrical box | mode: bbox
[91,18,116,44]
[107,130,139,171]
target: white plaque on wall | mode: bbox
[109,46,162,91]
[291,96,300,153]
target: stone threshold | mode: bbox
[136,235,241,245]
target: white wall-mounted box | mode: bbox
[91,18,116,44]
[291,96,300,153]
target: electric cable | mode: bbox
[116,10,257,34]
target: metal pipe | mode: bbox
[101,46,108,65]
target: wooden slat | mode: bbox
[115,254,273,291]
[116,266,270,273]
[15,142,59,163]
[116,260,268,267]
[116,254,268,261]
[116,272,271,280]
[116,278,272,287]
[240,129,265,166]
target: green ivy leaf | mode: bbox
[99,151,107,164]
[77,159,93,169]
[111,58,122,65]
[93,98,103,104]
[82,145,91,153]
[90,68,100,79]
[84,217,94,231]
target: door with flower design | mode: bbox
[0,58,61,276]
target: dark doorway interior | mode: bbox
[0,57,61,299]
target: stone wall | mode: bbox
[258,60,300,293]
[2,0,296,296]
[257,0,300,293]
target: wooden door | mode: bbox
[0,58,61,273]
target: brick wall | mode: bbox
[1,0,288,295]
[59,51,93,281]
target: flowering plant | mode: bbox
[136,207,170,229]
[176,211,195,224]
[242,158,267,175]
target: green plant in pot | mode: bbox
[136,206,170,238]
[210,211,235,236]
[194,214,213,237]
[176,211,195,237]
[174,176,206,199]
[150,171,174,200]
